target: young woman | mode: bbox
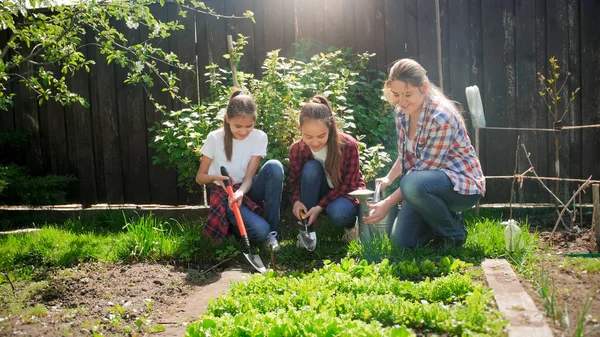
[288,95,366,243]
[364,58,485,249]
[197,90,284,251]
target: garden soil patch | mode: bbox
[0,261,246,337]
[523,212,600,336]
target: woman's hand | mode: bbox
[293,201,308,220]
[363,200,392,224]
[214,174,233,188]
[375,176,392,190]
[305,206,323,226]
[230,190,243,207]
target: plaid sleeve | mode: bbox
[408,122,453,174]
[288,141,305,204]
[318,135,365,208]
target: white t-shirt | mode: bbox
[200,128,268,184]
[310,146,334,188]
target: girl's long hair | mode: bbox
[223,89,257,161]
[383,58,465,126]
[299,95,342,186]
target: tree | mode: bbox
[0,0,253,111]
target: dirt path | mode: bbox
[156,268,249,337]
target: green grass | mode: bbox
[0,208,541,279]
[561,257,600,274]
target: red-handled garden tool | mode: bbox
[220,166,266,274]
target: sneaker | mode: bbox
[429,236,466,250]
[342,226,359,243]
[264,231,281,252]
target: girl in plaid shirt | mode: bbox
[196,90,284,251]
[288,95,366,243]
[364,59,485,249]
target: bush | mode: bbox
[151,35,393,188]
[0,164,74,205]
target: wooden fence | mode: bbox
[0,0,599,205]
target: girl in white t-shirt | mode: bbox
[196,90,284,251]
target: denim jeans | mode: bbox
[389,170,481,248]
[227,159,284,242]
[300,160,358,229]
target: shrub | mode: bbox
[0,164,74,205]
[151,35,392,188]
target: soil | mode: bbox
[0,261,249,337]
[522,212,600,337]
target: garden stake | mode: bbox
[220,166,266,274]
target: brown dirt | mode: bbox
[522,224,600,337]
[0,261,239,337]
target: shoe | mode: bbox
[342,226,359,243]
[264,231,281,252]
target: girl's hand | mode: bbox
[363,200,391,224]
[214,174,230,188]
[230,190,243,207]
[305,206,323,226]
[375,176,392,190]
[293,201,308,220]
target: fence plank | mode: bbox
[533,0,550,199]
[440,0,450,92]
[65,65,97,205]
[343,0,356,52]
[468,0,485,174]
[417,0,438,84]
[86,29,107,202]
[0,30,14,133]
[263,0,284,53]
[547,0,571,200]
[481,0,516,203]
[324,0,345,48]
[196,10,210,101]
[226,0,257,75]
[17,63,43,174]
[206,0,228,68]
[404,0,419,59]
[448,0,470,110]
[144,3,178,205]
[515,0,541,202]
[282,0,296,57]
[252,0,266,76]
[41,98,69,177]
[113,21,149,204]
[567,0,582,201]
[374,0,387,70]
[313,0,325,45]
[294,0,314,41]
[581,0,600,188]
[354,0,376,70]
[384,0,406,63]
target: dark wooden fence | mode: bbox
[1,0,599,205]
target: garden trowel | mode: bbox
[220,166,266,274]
[297,210,317,251]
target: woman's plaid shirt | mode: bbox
[288,132,366,208]
[395,95,486,196]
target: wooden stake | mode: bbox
[593,184,600,250]
[226,35,239,88]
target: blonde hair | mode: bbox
[384,58,465,126]
[299,95,342,187]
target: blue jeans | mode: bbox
[389,170,481,248]
[227,160,284,242]
[300,160,358,229]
